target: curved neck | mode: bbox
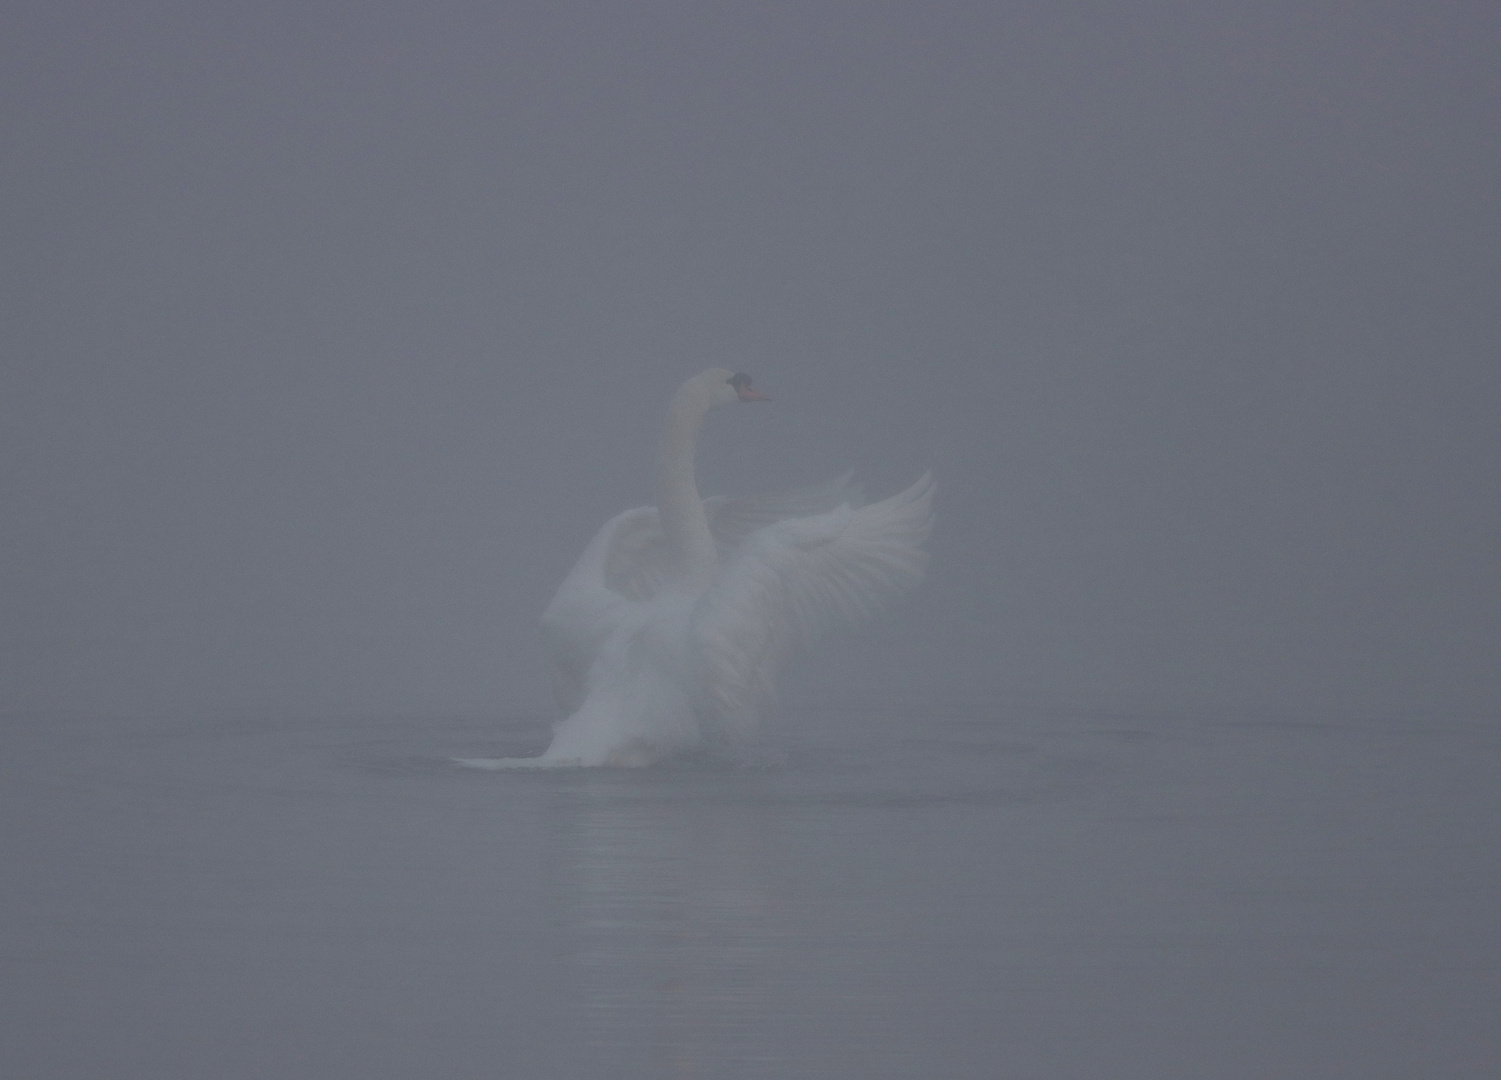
[656,383,718,590]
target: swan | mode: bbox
[458,369,933,768]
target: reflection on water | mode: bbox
[525,709,1145,1078]
[2,708,1497,1079]
[556,778,788,1075]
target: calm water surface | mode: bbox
[2,706,1496,1078]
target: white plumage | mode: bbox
[460,369,932,768]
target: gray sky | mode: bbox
[3,0,1497,720]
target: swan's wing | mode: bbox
[600,507,672,601]
[551,474,865,621]
[704,472,865,554]
[690,473,934,732]
[540,506,656,713]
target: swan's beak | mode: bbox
[736,383,771,402]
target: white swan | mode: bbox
[459,369,933,768]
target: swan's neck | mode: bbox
[656,385,717,590]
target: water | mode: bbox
[2,706,1496,1078]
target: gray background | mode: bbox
[4,6,1499,1078]
[4,0,1498,722]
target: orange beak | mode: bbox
[736,383,771,402]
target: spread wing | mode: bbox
[596,474,866,603]
[703,472,864,553]
[541,473,905,717]
[689,473,934,736]
[540,506,654,713]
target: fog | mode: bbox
[3,1,1497,721]
[4,4,1499,1076]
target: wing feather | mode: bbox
[586,474,867,604]
[703,472,865,553]
[690,473,934,736]
[542,473,930,724]
[541,506,652,712]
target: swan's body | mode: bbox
[459,369,932,769]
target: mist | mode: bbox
[4,4,1499,1077]
[4,0,1494,722]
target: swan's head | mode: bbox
[690,368,771,408]
[727,372,771,402]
